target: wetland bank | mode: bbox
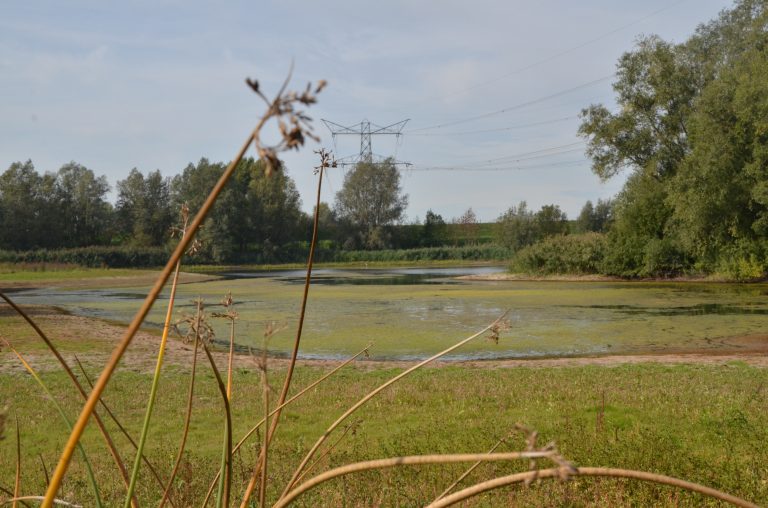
[7,265,768,362]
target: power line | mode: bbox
[407,116,576,136]
[431,0,689,102]
[416,141,585,169]
[407,159,586,172]
[407,74,614,132]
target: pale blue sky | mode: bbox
[1,0,731,221]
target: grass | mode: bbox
[0,264,155,283]
[0,361,765,506]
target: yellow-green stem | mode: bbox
[123,259,182,508]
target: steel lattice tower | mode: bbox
[322,119,411,167]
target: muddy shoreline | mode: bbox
[2,305,766,373]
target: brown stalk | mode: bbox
[42,73,324,507]
[0,294,138,508]
[239,148,333,507]
[258,349,269,508]
[157,328,200,508]
[201,344,370,507]
[38,454,49,489]
[1,497,82,508]
[13,416,20,508]
[279,313,509,499]
[73,357,172,507]
[273,451,554,508]
[434,430,514,501]
[294,420,361,487]
[426,467,761,508]
[200,339,232,508]
[0,486,32,508]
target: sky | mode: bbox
[1,0,733,222]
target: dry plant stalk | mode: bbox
[274,451,558,508]
[433,428,516,501]
[157,302,204,508]
[72,357,171,506]
[0,294,139,507]
[124,203,192,508]
[279,312,510,500]
[425,467,761,508]
[41,72,326,508]
[13,416,20,508]
[239,147,336,507]
[201,344,371,507]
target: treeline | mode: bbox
[0,158,308,262]
[511,0,768,280]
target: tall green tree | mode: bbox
[495,201,537,250]
[0,161,59,250]
[116,169,173,246]
[334,158,408,249]
[55,162,112,246]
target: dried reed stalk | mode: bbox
[157,326,200,508]
[73,357,172,507]
[2,496,82,508]
[274,451,554,508]
[426,467,761,508]
[201,344,370,507]
[239,148,334,507]
[433,430,514,501]
[40,73,325,508]
[13,416,20,508]
[3,341,103,507]
[0,294,138,507]
[123,215,187,508]
[278,313,508,499]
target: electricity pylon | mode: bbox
[322,119,411,167]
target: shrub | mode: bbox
[510,233,606,275]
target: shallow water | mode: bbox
[9,267,768,360]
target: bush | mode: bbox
[0,246,172,268]
[510,233,606,275]
[713,239,767,281]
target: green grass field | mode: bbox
[0,361,765,506]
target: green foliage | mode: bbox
[421,209,448,247]
[510,233,606,275]
[494,201,536,250]
[0,246,171,268]
[576,198,613,233]
[116,169,174,247]
[334,159,408,249]
[578,1,768,278]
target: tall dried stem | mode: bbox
[123,205,191,508]
[274,451,554,508]
[278,313,509,499]
[40,74,325,508]
[201,344,370,507]
[157,313,202,508]
[426,467,761,508]
[239,148,335,507]
[0,294,138,507]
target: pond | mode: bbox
[8,267,768,360]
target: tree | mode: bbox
[116,169,173,246]
[454,207,479,245]
[55,162,112,246]
[495,201,537,250]
[0,161,59,250]
[334,158,408,249]
[422,209,447,247]
[577,199,613,233]
[171,157,304,261]
[535,204,568,238]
